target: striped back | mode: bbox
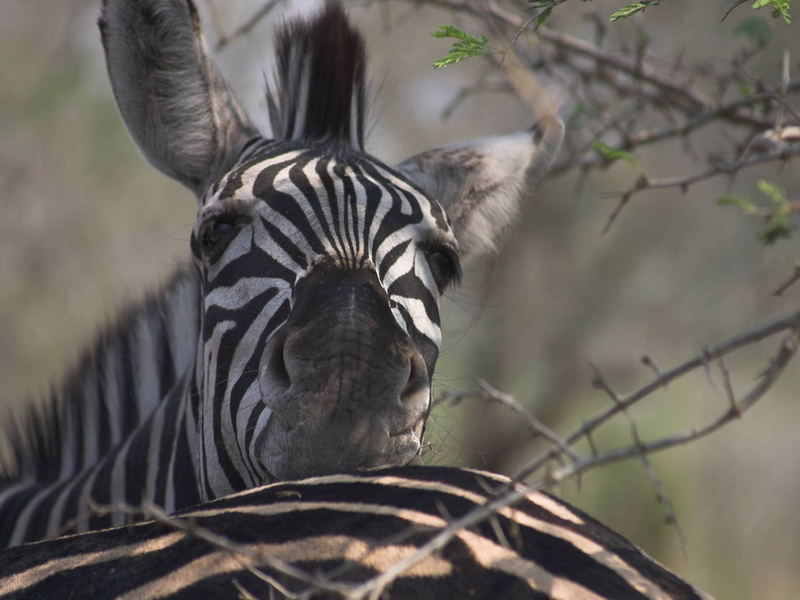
[0,467,710,600]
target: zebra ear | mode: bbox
[395,117,564,259]
[99,0,257,198]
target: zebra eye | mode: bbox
[424,244,461,294]
[200,216,240,255]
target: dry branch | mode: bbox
[212,0,284,50]
[517,309,800,481]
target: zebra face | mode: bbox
[101,0,563,498]
[191,146,461,482]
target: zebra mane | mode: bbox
[267,3,367,151]
[1,268,199,482]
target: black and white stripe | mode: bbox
[0,270,201,547]
[0,466,711,600]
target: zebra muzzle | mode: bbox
[256,263,431,480]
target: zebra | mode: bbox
[0,0,565,548]
[0,466,711,600]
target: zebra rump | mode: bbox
[0,466,710,600]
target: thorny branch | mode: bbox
[520,308,800,480]
[211,0,284,50]
[773,261,800,295]
[215,0,799,230]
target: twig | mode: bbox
[717,357,741,418]
[772,262,800,296]
[477,379,580,464]
[517,309,800,480]
[215,0,285,51]
[550,328,798,479]
[591,363,687,554]
[599,146,800,229]
[641,354,664,382]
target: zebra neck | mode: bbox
[2,266,201,486]
[0,266,204,547]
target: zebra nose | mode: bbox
[261,332,291,394]
[261,324,428,407]
[401,350,429,406]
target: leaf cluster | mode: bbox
[717,181,797,244]
[432,25,489,69]
[432,0,791,70]
[752,0,793,23]
[609,0,665,22]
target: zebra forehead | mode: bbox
[205,147,452,238]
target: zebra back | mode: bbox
[0,466,710,600]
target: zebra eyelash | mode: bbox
[198,212,251,260]
[421,242,462,294]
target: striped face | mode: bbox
[100,0,564,510]
[191,144,461,496]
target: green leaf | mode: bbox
[721,181,795,245]
[432,25,489,69]
[534,6,554,30]
[752,0,792,23]
[610,3,648,21]
[431,24,467,39]
[592,141,639,166]
[610,1,663,21]
[716,194,757,212]
[758,221,792,244]
[757,180,788,206]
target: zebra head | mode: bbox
[100,1,563,493]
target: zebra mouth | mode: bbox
[390,427,414,438]
[255,403,426,481]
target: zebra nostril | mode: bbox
[401,352,428,404]
[262,334,291,392]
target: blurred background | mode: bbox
[1,0,798,597]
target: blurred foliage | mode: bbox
[735,15,774,45]
[717,180,797,244]
[592,140,640,166]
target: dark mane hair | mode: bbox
[268,3,367,150]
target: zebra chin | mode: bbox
[254,406,427,481]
